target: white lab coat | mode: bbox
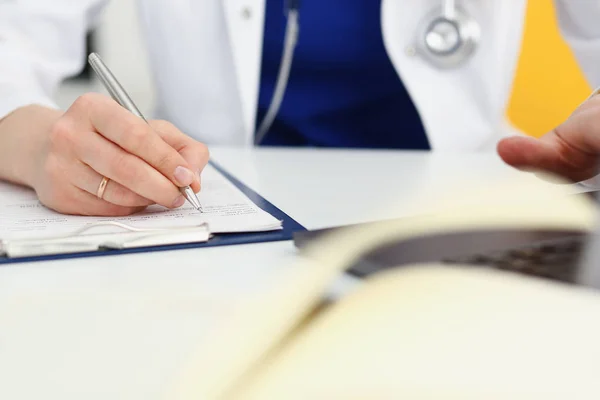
[0,0,599,150]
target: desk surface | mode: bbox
[0,147,554,398]
[0,146,542,297]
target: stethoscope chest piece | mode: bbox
[415,6,480,69]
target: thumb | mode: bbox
[497,136,556,171]
[497,136,576,182]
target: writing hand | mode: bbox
[29,93,209,216]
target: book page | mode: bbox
[0,164,281,241]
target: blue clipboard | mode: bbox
[0,161,306,265]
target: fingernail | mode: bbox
[196,170,202,183]
[174,166,194,186]
[172,195,185,208]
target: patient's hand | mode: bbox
[497,94,600,183]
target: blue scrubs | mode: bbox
[256,0,430,149]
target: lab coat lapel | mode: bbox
[380,0,527,150]
[223,0,266,145]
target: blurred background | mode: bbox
[56,1,155,116]
[56,0,592,139]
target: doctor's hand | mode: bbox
[0,93,209,216]
[497,94,600,184]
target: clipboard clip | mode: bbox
[0,221,211,259]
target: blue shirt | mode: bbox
[256,0,430,149]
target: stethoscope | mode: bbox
[255,0,481,144]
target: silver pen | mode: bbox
[87,52,203,212]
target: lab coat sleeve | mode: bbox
[0,0,108,120]
[553,0,600,88]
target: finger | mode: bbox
[497,136,556,172]
[73,130,187,209]
[149,120,210,193]
[497,135,598,182]
[60,186,146,217]
[498,102,600,183]
[71,161,154,207]
[74,187,147,217]
[69,93,200,189]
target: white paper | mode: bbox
[0,164,281,241]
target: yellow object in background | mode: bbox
[507,0,592,138]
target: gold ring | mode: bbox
[96,176,109,200]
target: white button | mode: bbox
[405,46,417,57]
[241,7,252,20]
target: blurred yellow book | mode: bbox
[169,177,600,399]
